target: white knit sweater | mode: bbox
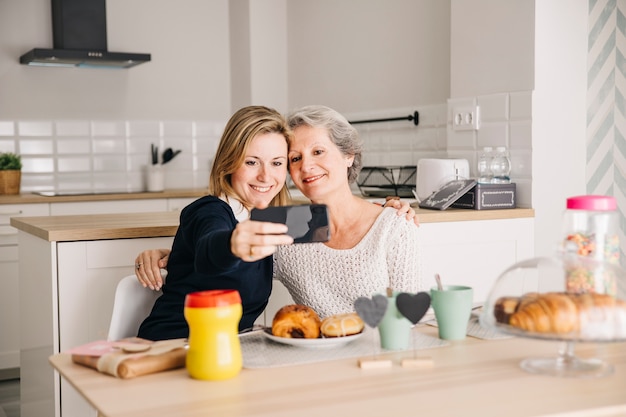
[274,207,421,318]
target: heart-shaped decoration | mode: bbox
[396,292,431,325]
[354,294,388,328]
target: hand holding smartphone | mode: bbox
[250,204,330,243]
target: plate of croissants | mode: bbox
[265,304,365,348]
[486,291,626,341]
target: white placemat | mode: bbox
[240,328,449,369]
[424,316,512,340]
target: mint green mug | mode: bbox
[377,292,412,350]
[430,285,473,340]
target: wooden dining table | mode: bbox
[47,325,626,417]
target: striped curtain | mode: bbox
[587,0,626,267]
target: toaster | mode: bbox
[416,158,470,201]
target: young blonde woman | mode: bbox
[136,106,294,341]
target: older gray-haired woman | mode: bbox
[273,105,421,317]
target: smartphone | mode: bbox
[250,204,330,243]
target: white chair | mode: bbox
[107,274,163,341]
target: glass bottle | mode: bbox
[562,195,619,295]
[490,146,511,184]
[476,146,493,184]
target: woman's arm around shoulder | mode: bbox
[382,208,422,293]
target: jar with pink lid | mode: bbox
[562,195,619,295]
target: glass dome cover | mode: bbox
[479,254,626,377]
[480,254,626,342]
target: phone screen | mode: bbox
[250,204,330,243]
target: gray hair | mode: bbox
[287,105,363,183]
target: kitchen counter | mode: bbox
[48,325,626,417]
[0,188,209,205]
[10,211,180,242]
[10,207,534,243]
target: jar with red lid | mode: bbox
[562,195,619,295]
[184,289,242,380]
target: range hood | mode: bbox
[20,0,150,69]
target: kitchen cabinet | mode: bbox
[418,216,534,301]
[0,192,200,373]
[0,203,49,370]
[56,237,175,417]
[13,212,179,417]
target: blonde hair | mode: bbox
[209,106,292,208]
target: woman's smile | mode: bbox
[302,174,325,184]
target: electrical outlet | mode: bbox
[452,105,480,131]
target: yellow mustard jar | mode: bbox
[184,289,242,380]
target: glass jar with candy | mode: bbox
[562,195,619,295]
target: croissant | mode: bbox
[496,292,626,338]
[271,304,321,339]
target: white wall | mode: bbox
[532,0,588,257]
[450,0,534,97]
[0,0,232,120]
[286,0,451,113]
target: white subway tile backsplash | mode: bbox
[92,138,127,154]
[194,121,224,138]
[0,121,15,136]
[19,139,54,154]
[509,121,532,150]
[55,174,93,191]
[510,91,532,120]
[510,149,532,179]
[164,138,193,156]
[477,94,509,122]
[127,121,162,138]
[0,140,17,153]
[165,170,195,189]
[476,122,508,149]
[10,95,532,195]
[92,121,126,137]
[448,91,532,202]
[192,171,210,189]
[446,128,475,150]
[18,121,53,136]
[93,155,128,171]
[22,174,57,192]
[513,178,532,208]
[129,155,150,172]
[194,136,220,154]
[56,121,90,136]
[92,171,130,186]
[57,157,91,172]
[57,139,91,154]
[163,121,194,137]
[128,137,156,155]
[22,157,54,173]
[414,127,442,151]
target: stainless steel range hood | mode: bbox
[20,0,151,69]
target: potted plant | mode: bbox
[0,152,22,195]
